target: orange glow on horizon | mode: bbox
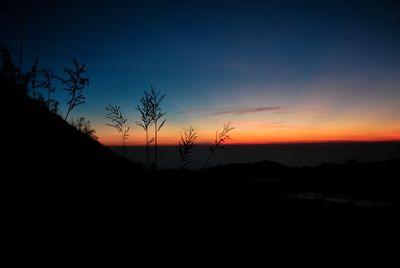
[96,99,400,146]
[98,128,400,146]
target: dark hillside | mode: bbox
[4,88,149,230]
[2,83,398,241]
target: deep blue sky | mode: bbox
[2,0,400,144]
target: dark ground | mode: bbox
[6,91,398,212]
[2,86,398,253]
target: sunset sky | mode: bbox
[2,0,400,145]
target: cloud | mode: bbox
[273,110,293,114]
[260,121,316,130]
[207,106,282,116]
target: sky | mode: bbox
[1,0,400,145]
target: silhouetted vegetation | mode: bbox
[136,92,154,168]
[147,86,166,170]
[56,60,89,120]
[204,122,235,168]
[0,46,29,94]
[29,57,60,114]
[70,117,98,141]
[177,126,197,169]
[105,104,130,158]
[1,46,92,121]
[3,44,399,226]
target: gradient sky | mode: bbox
[2,0,400,145]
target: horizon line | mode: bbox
[103,139,400,147]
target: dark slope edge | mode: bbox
[6,91,150,228]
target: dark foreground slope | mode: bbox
[5,91,149,227]
[4,89,399,243]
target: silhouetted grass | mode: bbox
[56,60,89,120]
[147,86,166,170]
[29,57,60,114]
[178,126,197,169]
[3,44,397,229]
[105,104,130,158]
[136,92,154,168]
[204,121,234,168]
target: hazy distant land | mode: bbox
[110,141,400,169]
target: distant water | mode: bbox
[110,142,400,169]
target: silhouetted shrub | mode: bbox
[70,117,98,140]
